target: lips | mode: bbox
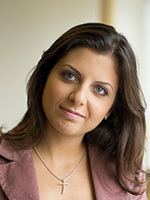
[60,106,85,118]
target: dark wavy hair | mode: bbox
[1,23,146,195]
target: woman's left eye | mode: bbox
[95,86,108,96]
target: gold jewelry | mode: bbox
[33,146,85,194]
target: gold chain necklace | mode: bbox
[33,146,85,194]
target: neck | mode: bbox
[35,127,86,163]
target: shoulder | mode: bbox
[0,137,20,164]
[88,142,114,173]
[0,138,39,199]
[87,143,147,200]
[0,137,32,165]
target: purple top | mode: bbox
[0,139,147,200]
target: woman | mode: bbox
[0,23,147,199]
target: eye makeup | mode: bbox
[61,69,78,81]
[93,84,108,96]
[58,64,114,95]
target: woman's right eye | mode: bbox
[62,70,77,81]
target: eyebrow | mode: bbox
[60,64,114,91]
[95,81,114,91]
[60,64,81,78]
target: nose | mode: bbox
[68,85,88,106]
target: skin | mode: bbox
[33,47,119,199]
[42,47,118,141]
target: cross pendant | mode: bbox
[57,179,70,194]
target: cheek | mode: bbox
[90,106,105,125]
[42,82,69,109]
[89,100,114,124]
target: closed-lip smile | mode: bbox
[60,106,85,118]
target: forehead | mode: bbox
[54,47,118,85]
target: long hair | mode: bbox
[1,23,146,195]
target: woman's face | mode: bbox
[42,47,118,138]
